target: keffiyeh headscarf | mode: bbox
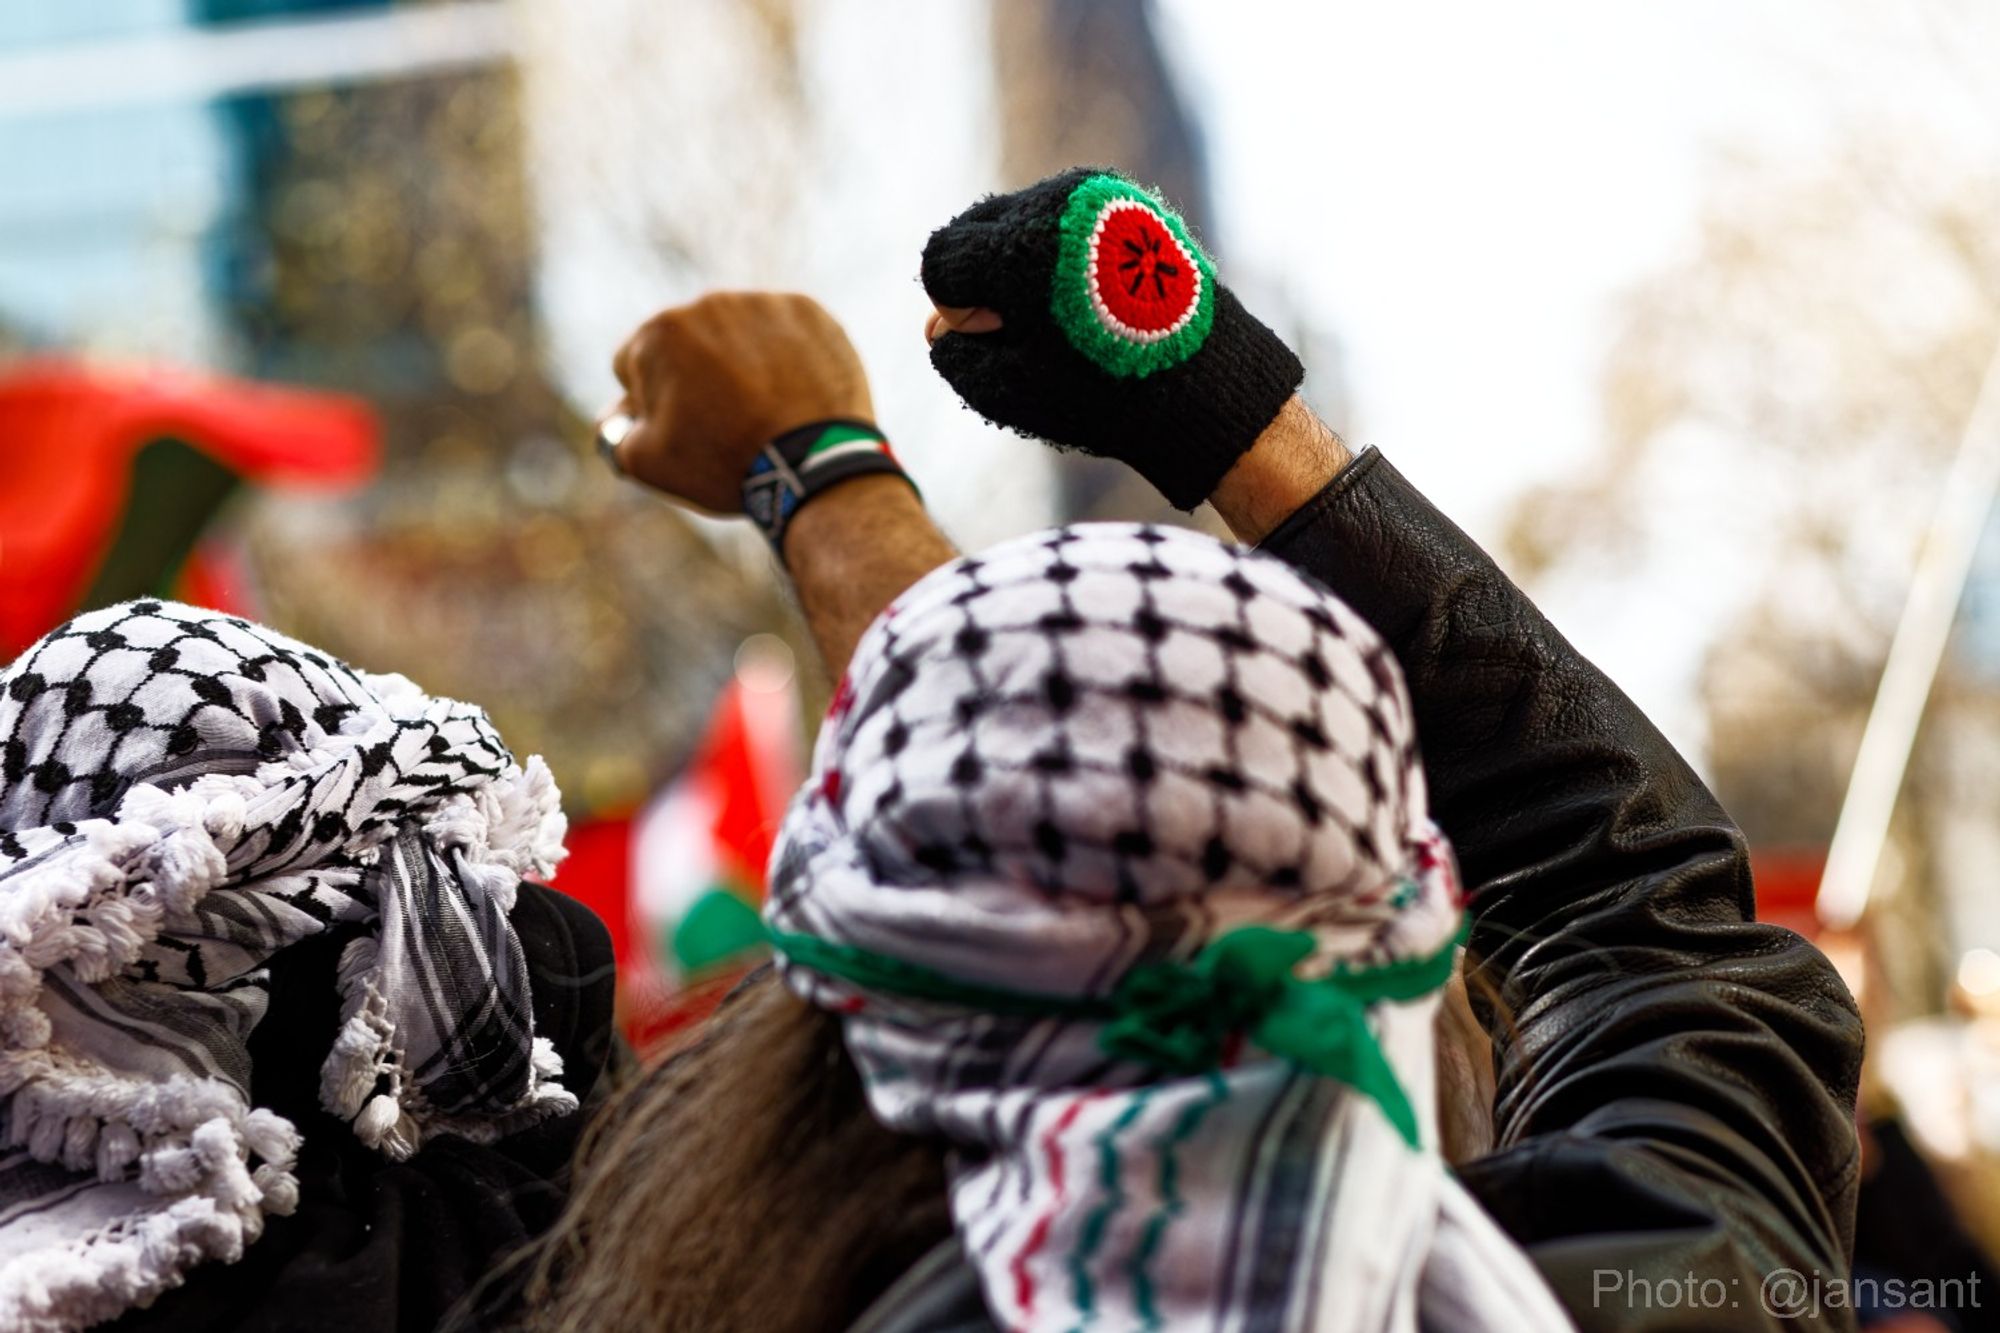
[770,525,1571,1333]
[0,601,572,1331]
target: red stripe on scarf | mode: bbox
[1010,1090,1102,1324]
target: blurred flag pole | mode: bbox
[1818,335,2000,929]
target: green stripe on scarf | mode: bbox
[1068,1089,1156,1328]
[1132,1072,1231,1329]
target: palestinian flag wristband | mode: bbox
[741,418,914,558]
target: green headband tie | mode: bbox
[769,915,1468,1149]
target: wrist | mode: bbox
[780,472,927,566]
[780,472,957,679]
[1208,396,1352,544]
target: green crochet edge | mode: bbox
[1050,173,1217,380]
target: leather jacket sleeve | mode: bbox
[1258,448,1865,1330]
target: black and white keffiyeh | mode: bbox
[0,601,572,1331]
[770,525,1571,1333]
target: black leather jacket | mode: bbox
[851,449,1865,1332]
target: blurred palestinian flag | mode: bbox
[0,360,377,656]
[554,647,803,1048]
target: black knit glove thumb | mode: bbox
[921,168,1303,509]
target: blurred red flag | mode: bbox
[0,360,377,657]
[1751,847,1826,940]
[552,672,803,1050]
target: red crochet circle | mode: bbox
[1089,203,1199,338]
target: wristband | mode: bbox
[741,419,913,557]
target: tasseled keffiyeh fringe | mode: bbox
[0,790,296,1330]
[317,759,576,1160]
[0,601,573,1329]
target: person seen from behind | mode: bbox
[528,169,1863,1333]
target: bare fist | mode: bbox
[605,292,874,513]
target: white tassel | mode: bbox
[59,1111,96,1171]
[531,1034,566,1080]
[138,1143,203,1194]
[252,1163,300,1216]
[353,1093,418,1160]
[321,949,396,1122]
[97,1120,140,1176]
[240,1107,300,1167]
[0,1005,49,1051]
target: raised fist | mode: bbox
[605,292,873,514]
[921,169,1302,509]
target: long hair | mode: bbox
[510,962,1501,1332]
[515,969,954,1332]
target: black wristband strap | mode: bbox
[741,419,914,558]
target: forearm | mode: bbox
[780,476,958,679]
[1253,448,1863,1312]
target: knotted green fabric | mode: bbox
[768,914,1467,1149]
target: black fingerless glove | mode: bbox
[921,168,1304,509]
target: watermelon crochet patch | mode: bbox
[1051,174,1216,379]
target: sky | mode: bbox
[1156,0,2000,758]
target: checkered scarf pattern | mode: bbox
[0,602,573,1331]
[770,525,1571,1333]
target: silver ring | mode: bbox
[595,411,637,476]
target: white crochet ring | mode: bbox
[1084,199,1205,346]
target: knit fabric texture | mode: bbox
[922,169,1304,509]
[0,602,573,1331]
[767,524,1573,1333]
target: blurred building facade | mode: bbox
[0,1,780,817]
[990,0,1352,523]
[0,3,225,358]
[0,0,1356,814]
[513,0,1065,554]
